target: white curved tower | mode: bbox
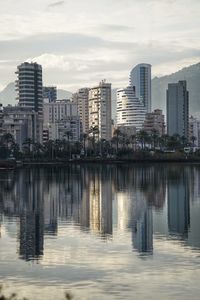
[116,86,146,131]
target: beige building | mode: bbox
[72,88,89,134]
[189,116,200,147]
[88,81,112,141]
[43,99,78,124]
[143,109,165,136]
[3,106,38,150]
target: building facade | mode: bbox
[189,116,200,147]
[129,63,151,113]
[48,117,81,142]
[116,86,146,132]
[167,81,189,138]
[43,99,80,142]
[43,99,78,124]
[72,88,89,134]
[3,106,38,150]
[16,62,43,143]
[143,109,165,136]
[43,86,57,103]
[88,81,112,141]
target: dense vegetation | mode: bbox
[0,128,198,161]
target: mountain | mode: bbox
[1,62,200,117]
[152,62,200,116]
[0,82,16,106]
[57,89,72,99]
[0,82,72,105]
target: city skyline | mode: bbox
[0,0,200,91]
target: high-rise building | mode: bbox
[16,62,43,117]
[189,116,200,147]
[43,99,78,124]
[88,80,112,140]
[143,109,165,136]
[116,86,146,131]
[43,86,57,103]
[0,103,4,137]
[130,63,151,113]
[72,88,89,134]
[167,80,189,138]
[15,62,43,143]
[43,99,81,142]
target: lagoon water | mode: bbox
[0,164,200,299]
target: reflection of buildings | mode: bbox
[18,170,44,261]
[131,191,153,254]
[167,173,190,238]
[89,169,112,237]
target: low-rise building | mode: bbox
[49,116,81,142]
[3,106,38,149]
[143,109,165,136]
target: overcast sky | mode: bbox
[0,0,200,91]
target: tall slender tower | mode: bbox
[167,80,189,138]
[130,63,151,113]
[116,86,146,131]
[88,80,112,141]
[72,88,89,134]
[16,62,43,143]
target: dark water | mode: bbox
[0,164,200,299]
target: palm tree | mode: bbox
[191,135,196,147]
[89,125,99,155]
[23,138,33,158]
[151,129,159,150]
[137,130,149,150]
[80,133,88,156]
[130,134,136,151]
[113,128,121,153]
[64,130,73,159]
[1,133,14,149]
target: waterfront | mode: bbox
[0,164,200,299]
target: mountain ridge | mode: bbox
[1,61,200,118]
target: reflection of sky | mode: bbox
[0,165,200,299]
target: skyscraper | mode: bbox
[167,80,189,138]
[16,62,43,143]
[72,88,89,134]
[130,63,151,113]
[88,80,112,140]
[116,86,146,131]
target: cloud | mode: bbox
[48,1,65,8]
[99,24,134,32]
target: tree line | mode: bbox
[0,128,198,161]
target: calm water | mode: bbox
[0,164,200,299]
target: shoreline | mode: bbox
[1,157,200,169]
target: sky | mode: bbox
[0,0,200,91]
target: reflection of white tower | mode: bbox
[117,192,131,231]
[131,191,153,253]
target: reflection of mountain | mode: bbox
[167,171,190,238]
